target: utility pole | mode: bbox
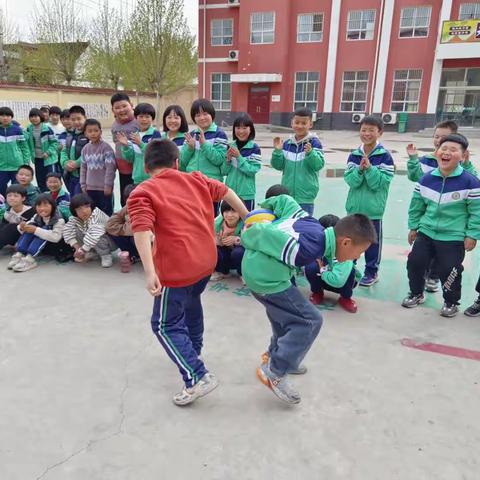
[0,8,7,81]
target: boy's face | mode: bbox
[336,237,372,263]
[47,176,62,192]
[223,209,240,227]
[433,127,453,149]
[49,113,60,125]
[40,110,50,122]
[291,115,313,139]
[85,124,102,142]
[137,113,153,131]
[30,115,42,126]
[194,109,213,130]
[70,113,86,131]
[61,116,72,130]
[76,204,92,221]
[436,141,465,173]
[16,168,33,186]
[112,100,134,122]
[360,124,382,146]
[6,192,24,208]
[0,114,12,127]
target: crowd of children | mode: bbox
[1,94,479,406]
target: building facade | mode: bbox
[198,0,480,131]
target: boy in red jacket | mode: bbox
[127,139,248,406]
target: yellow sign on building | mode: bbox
[441,20,480,43]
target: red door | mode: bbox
[248,86,270,124]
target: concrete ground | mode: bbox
[1,130,480,480]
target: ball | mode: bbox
[244,208,276,226]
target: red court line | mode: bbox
[401,338,480,361]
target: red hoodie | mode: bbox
[127,169,228,287]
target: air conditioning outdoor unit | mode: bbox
[228,50,239,61]
[382,112,397,125]
[228,0,240,6]
[352,113,365,123]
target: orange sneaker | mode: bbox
[260,352,307,375]
[338,296,358,313]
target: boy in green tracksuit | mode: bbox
[270,107,324,216]
[344,116,394,287]
[402,134,480,318]
[241,194,376,405]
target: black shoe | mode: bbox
[464,298,480,317]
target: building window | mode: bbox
[294,72,320,110]
[250,12,275,44]
[211,19,233,46]
[211,73,231,111]
[391,69,422,112]
[297,13,323,42]
[459,3,480,19]
[399,7,432,37]
[340,71,369,112]
[347,10,376,40]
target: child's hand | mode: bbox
[145,271,162,296]
[198,130,206,145]
[304,142,312,153]
[74,247,86,261]
[222,236,236,247]
[406,144,418,157]
[273,137,282,150]
[227,146,240,160]
[117,132,129,146]
[18,221,26,232]
[464,237,477,252]
[129,132,141,146]
[316,258,324,270]
[23,224,37,234]
[66,160,77,172]
[43,152,49,159]
[408,230,417,245]
[104,186,113,196]
[185,132,196,149]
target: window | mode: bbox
[294,72,320,110]
[297,13,323,42]
[347,10,376,40]
[391,69,422,112]
[459,3,480,19]
[211,19,233,46]
[211,73,231,111]
[250,12,275,44]
[340,71,369,111]
[399,7,432,37]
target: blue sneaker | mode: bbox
[360,273,379,287]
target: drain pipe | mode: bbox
[369,0,385,114]
[202,0,207,98]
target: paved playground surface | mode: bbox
[1,131,480,480]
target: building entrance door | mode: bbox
[248,86,270,124]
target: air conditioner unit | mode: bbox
[228,0,240,6]
[382,112,397,125]
[352,113,365,123]
[228,50,239,61]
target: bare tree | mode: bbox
[0,7,19,80]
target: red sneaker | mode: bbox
[309,291,324,305]
[338,296,357,313]
[119,251,132,273]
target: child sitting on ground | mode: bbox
[63,193,116,268]
[46,172,71,220]
[8,194,66,272]
[210,200,244,281]
[305,214,361,313]
[16,165,40,206]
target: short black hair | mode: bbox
[40,105,50,113]
[360,115,384,131]
[6,184,27,198]
[111,92,131,106]
[49,106,62,115]
[0,106,14,117]
[123,183,136,200]
[84,118,102,130]
[29,108,43,119]
[438,133,469,151]
[163,105,189,133]
[191,98,216,122]
[435,120,458,133]
[134,102,156,120]
[265,184,290,199]
[69,105,86,116]
[334,214,377,244]
[220,201,235,215]
[144,139,179,171]
[318,214,339,229]
[60,109,70,119]
[34,193,57,216]
[233,113,256,143]
[46,172,62,180]
[293,107,313,119]
[70,193,94,217]
[17,164,34,176]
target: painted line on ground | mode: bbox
[401,338,480,361]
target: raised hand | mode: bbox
[406,143,418,157]
[273,137,283,150]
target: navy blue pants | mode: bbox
[216,245,244,275]
[243,199,254,211]
[151,275,210,388]
[109,235,138,259]
[65,174,81,197]
[34,158,57,193]
[87,190,113,216]
[299,203,314,216]
[304,262,357,299]
[364,219,382,276]
[16,232,47,256]
[0,171,17,197]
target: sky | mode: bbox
[1,0,199,41]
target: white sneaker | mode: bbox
[7,252,24,270]
[210,271,229,282]
[13,254,37,272]
[172,373,219,406]
[101,254,113,268]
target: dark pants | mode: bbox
[213,202,220,217]
[243,199,255,211]
[119,173,133,207]
[65,174,81,197]
[0,223,22,248]
[109,235,138,258]
[252,285,323,377]
[407,232,465,305]
[426,258,439,282]
[364,219,382,277]
[299,203,314,216]
[87,190,113,216]
[16,232,48,256]
[150,275,210,388]
[305,262,357,299]
[34,158,57,192]
[0,171,17,197]
[216,245,244,275]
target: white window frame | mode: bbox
[250,12,275,45]
[297,13,324,43]
[390,69,423,112]
[346,9,376,41]
[399,6,432,38]
[210,18,234,46]
[211,73,231,111]
[293,72,320,111]
[459,3,480,19]
[340,71,369,112]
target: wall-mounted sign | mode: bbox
[441,20,480,43]
[271,95,281,102]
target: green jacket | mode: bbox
[408,164,480,242]
[224,140,262,201]
[344,144,395,220]
[179,123,228,181]
[0,122,31,171]
[270,134,324,204]
[25,183,41,206]
[25,123,58,166]
[214,215,243,236]
[320,259,360,288]
[407,153,477,182]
